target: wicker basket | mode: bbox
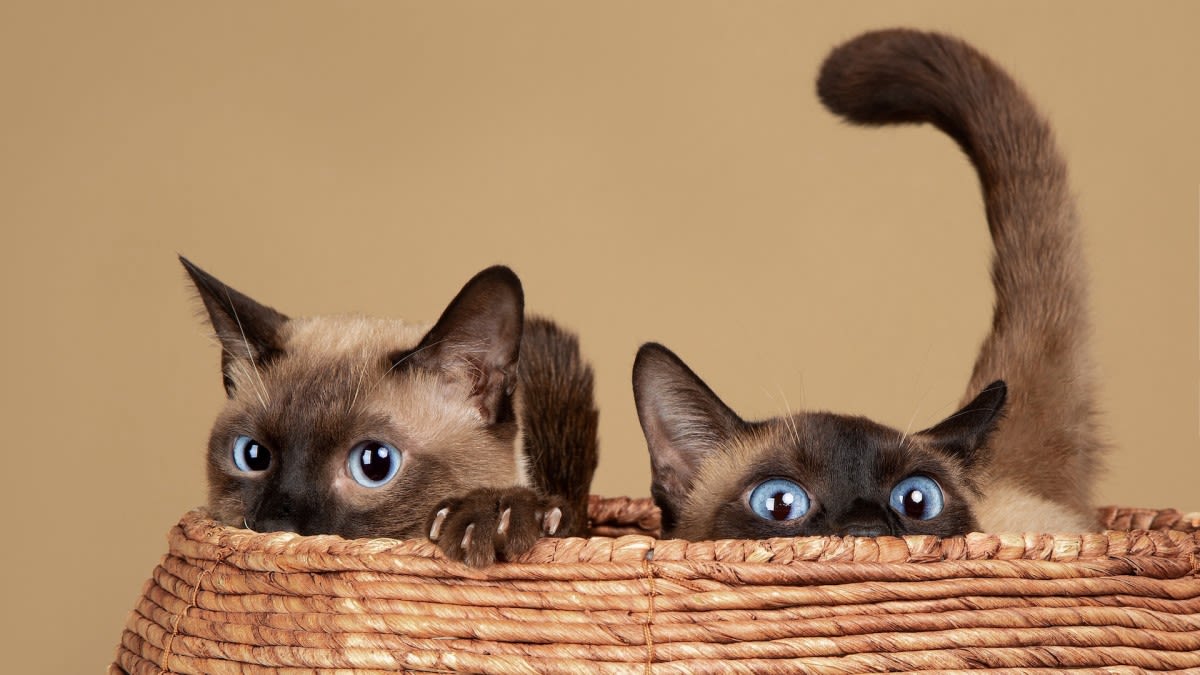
[112,497,1200,673]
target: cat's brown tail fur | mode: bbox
[518,316,600,536]
[818,30,1101,524]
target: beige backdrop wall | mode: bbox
[2,1,1197,671]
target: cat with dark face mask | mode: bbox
[634,29,1102,540]
[183,259,597,566]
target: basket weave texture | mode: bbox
[112,497,1200,673]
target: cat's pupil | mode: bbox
[245,442,269,471]
[903,489,925,518]
[347,440,401,488]
[767,491,795,520]
[358,443,393,482]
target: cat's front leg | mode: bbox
[426,487,571,567]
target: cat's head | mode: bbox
[182,257,527,540]
[632,343,1006,540]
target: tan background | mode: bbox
[1,1,1197,671]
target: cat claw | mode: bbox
[429,507,449,541]
[543,507,562,536]
[426,490,571,566]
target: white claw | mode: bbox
[498,508,512,535]
[461,523,475,550]
[544,507,563,536]
[429,508,449,541]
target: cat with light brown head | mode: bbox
[184,260,597,566]
[635,29,1102,540]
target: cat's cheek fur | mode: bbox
[356,376,529,493]
[895,494,980,537]
[326,454,461,540]
[668,433,776,540]
[204,434,253,528]
[206,474,254,530]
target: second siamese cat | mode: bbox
[634,29,1102,540]
[183,259,598,566]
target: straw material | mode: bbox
[112,498,1200,673]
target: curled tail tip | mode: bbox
[817,28,980,130]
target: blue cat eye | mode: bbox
[748,478,811,522]
[348,441,402,488]
[232,435,271,473]
[889,475,945,520]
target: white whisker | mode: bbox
[898,343,938,447]
[899,391,925,447]
[224,288,270,410]
[226,358,268,410]
[763,384,803,447]
[347,347,370,414]
[777,386,802,447]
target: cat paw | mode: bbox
[426,487,569,567]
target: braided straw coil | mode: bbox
[112,498,1200,673]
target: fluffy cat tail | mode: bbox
[518,316,600,536]
[817,30,1101,521]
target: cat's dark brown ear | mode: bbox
[633,343,746,533]
[180,256,289,397]
[405,266,524,425]
[918,380,1007,466]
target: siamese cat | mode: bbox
[182,258,598,566]
[634,29,1102,540]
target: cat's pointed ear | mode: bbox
[406,266,524,425]
[633,343,746,533]
[918,380,1007,466]
[180,256,289,397]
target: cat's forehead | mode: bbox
[693,413,911,489]
[801,413,905,457]
[221,314,487,448]
[282,315,432,358]
[222,314,432,402]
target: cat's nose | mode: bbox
[831,499,893,537]
[250,491,306,534]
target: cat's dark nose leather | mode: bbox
[251,491,306,534]
[831,499,893,537]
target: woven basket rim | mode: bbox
[115,498,1200,674]
[168,498,1200,571]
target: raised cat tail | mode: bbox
[518,317,600,537]
[817,30,1101,523]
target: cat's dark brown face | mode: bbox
[633,343,1006,540]
[182,257,529,540]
